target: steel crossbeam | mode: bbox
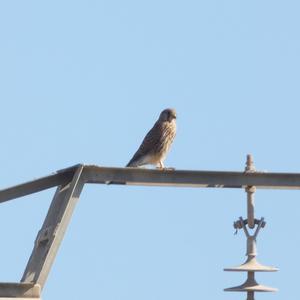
[0,164,299,299]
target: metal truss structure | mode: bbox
[0,158,299,299]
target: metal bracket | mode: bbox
[34,224,60,247]
[225,155,278,300]
[234,217,266,234]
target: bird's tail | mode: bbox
[126,159,139,167]
[126,155,144,167]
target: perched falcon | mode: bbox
[126,108,177,169]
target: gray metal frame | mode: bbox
[1,163,299,299]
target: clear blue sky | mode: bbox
[0,1,299,299]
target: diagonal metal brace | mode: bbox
[20,165,85,289]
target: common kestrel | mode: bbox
[126,108,177,169]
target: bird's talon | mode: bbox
[156,167,175,171]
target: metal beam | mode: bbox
[2,165,300,205]
[0,282,40,298]
[21,165,85,289]
[0,165,79,204]
[82,165,300,190]
[0,163,300,299]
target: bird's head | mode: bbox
[159,108,177,122]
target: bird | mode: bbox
[126,108,177,169]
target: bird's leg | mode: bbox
[156,161,175,171]
[156,161,164,169]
